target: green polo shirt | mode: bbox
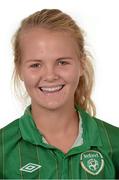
[0,105,119,179]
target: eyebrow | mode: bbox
[56,57,73,61]
[25,59,42,63]
[25,57,73,63]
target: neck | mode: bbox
[31,103,79,135]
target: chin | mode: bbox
[43,104,63,111]
[36,101,67,111]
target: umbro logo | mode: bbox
[20,163,41,173]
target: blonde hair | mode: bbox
[12,9,96,116]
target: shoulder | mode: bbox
[93,117,119,162]
[93,116,119,142]
[0,119,20,137]
[77,105,119,147]
[0,118,21,148]
[93,117,119,176]
[0,119,22,177]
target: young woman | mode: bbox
[0,9,119,179]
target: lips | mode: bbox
[39,85,65,93]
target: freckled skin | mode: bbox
[20,28,82,111]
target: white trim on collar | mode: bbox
[71,112,83,148]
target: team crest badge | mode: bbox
[80,150,104,175]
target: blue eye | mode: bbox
[58,61,69,65]
[30,63,41,68]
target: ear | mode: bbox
[80,66,84,77]
[79,61,84,77]
[19,72,24,81]
[17,66,24,81]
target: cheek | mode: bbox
[63,69,81,86]
[21,71,38,88]
[70,71,81,94]
[71,73,80,88]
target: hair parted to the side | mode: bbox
[12,9,96,116]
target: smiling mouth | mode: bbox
[39,85,65,93]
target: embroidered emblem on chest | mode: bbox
[20,163,41,173]
[80,150,104,175]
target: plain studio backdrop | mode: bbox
[0,0,119,128]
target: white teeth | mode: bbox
[40,85,63,92]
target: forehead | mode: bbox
[20,27,74,40]
[20,27,77,47]
[19,27,80,59]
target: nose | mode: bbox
[43,65,59,82]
